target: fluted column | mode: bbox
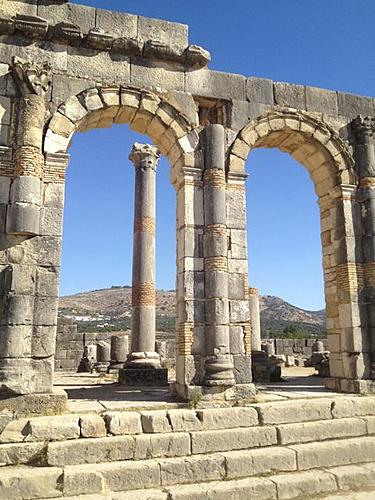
[126,143,160,369]
[249,287,262,352]
[203,124,235,387]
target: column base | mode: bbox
[0,388,67,417]
[172,382,256,405]
[325,377,375,394]
[107,362,125,374]
[94,362,110,374]
[204,355,235,387]
[119,368,168,386]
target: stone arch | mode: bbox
[229,109,369,390]
[43,86,201,187]
[228,109,357,199]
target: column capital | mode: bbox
[352,116,375,145]
[11,56,52,98]
[129,143,160,171]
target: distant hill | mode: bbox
[59,286,326,336]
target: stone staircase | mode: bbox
[0,396,374,499]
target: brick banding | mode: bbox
[177,322,193,355]
[15,146,44,178]
[204,256,228,272]
[132,282,155,306]
[134,217,155,234]
[203,168,226,188]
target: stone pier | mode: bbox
[120,143,167,386]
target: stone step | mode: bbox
[38,461,375,500]
[1,437,374,498]
[0,414,373,467]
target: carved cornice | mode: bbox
[11,56,52,97]
[352,116,375,145]
[0,15,211,70]
[129,143,160,171]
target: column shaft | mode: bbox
[126,143,160,369]
[249,287,262,352]
[203,124,235,386]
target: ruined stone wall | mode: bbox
[0,0,374,397]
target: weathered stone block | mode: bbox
[35,267,59,297]
[47,435,134,466]
[63,466,104,497]
[225,447,297,479]
[96,8,137,38]
[32,326,56,358]
[134,433,190,459]
[230,300,250,322]
[328,463,375,491]
[160,454,225,486]
[289,436,375,470]
[196,407,258,432]
[271,470,337,499]
[191,426,276,454]
[229,326,245,354]
[305,86,338,115]
[0,39,67,72]
[186,69,246,100]
[0,295,34,326]
[254,398,333,425]
[6,202,40,235]
[104,411,142,436]
[233,353,252,384]
[38,1,96,34]
[277,417,367,445]
[99,460,161,492]
[337,91,374,118]
[166,476,277,499]
[80,415,106,438]
[26,415,80,441]
[43,183,65,208]
[52,75,95,108]
[138,16,188,51]
[0,466,63,500]
[247,77,274,104]
[10,177,41,206]
[33,296,58,326]
[0,441,45,466]
[39,206,63,236]
[331,397,375,419]
[274,82,305,109]
[131,61,185,92]
[67,47,130,84]
[141,411,172,433]
[167,410,201,432]
[0,176,10,204]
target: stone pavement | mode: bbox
[54,367,353,413]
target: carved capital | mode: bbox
[11,56,52,97]
[352,116,375,145]
[129,143,160,171]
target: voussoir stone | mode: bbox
[104,412,142,435]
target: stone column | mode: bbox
[203,124,235,387]
[120,143,167,386]
[249,287,262,352]
[352,116,375,381]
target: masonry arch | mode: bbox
[229,109,368,388]
[40,86,203,391]
[44,86,201,186]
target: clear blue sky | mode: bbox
[61,0,375,310]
